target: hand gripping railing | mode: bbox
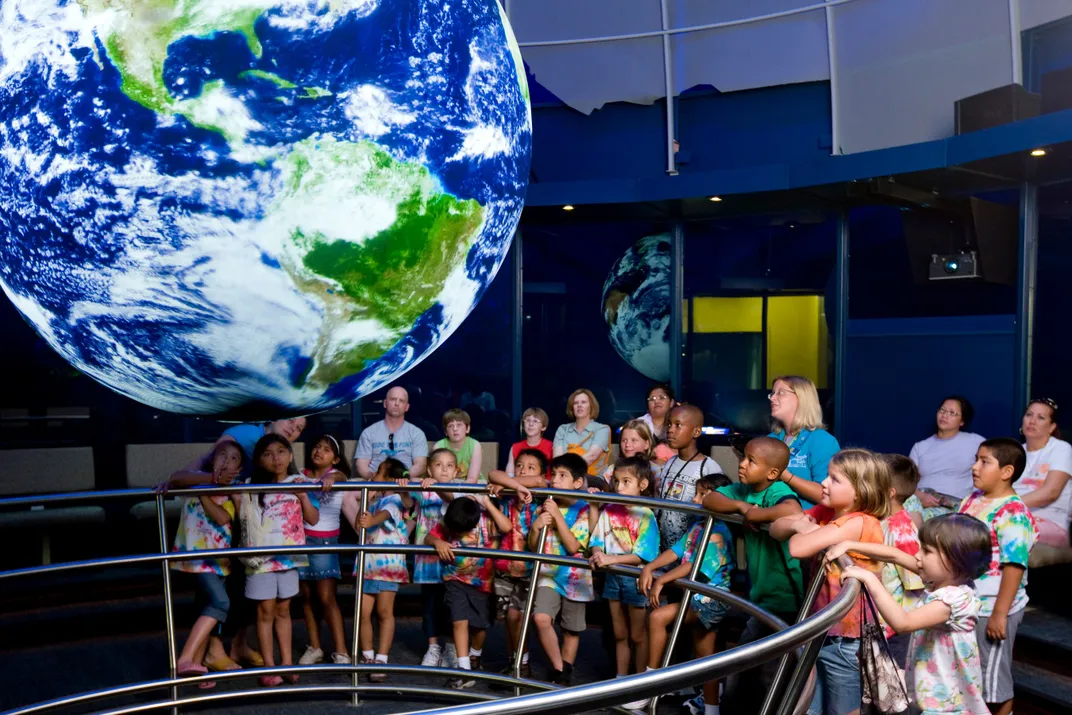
[0,482,858,715]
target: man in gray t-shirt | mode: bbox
[355,385,429,478]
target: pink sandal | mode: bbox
[197,680,216,690]
[177,661,208,677]
[259,675,283,687]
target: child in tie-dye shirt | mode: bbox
[637,474,734,712]
[881,454,927,665]
[589,456,659,681]
[354,458,411,680]
[427,493,511,688]
[531,453,592,686]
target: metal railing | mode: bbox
[0,482,859,715]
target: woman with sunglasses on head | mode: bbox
[908,396,985,522]
[1016,398,1072,547]
[766,375,840,509]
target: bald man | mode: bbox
[354,386,428,479]
[655,404,725,550]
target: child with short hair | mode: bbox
[701,436,803,714]
[171,440,245,682]
[297,434,352,667]
[435,409,484,484]
[830,513,994,714]
[880,453,927,666]
[530,453,593,685]
[958,438,1038,715]
[770,448,891,715]
[426,494,512,689]
[403,448,458,668]
[487,448,547,676]
[657,404,724,551]
[354,458,411,682]
[506,407,554,478]
[637,474,734,715]
[589,457,660,682]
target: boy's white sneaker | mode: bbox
[443,643,459,669]
[421,646,443,667]
[298,646,324,665]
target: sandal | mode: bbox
[284,673,299,684]
[259,675,283,687]
[236,651,265,668]
[204,655,241,672]
[177,661,208,677]
[197,680,217,690]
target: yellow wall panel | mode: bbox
[691,297,763,333]
[766,295,827,388]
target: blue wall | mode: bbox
[840,315,1017,454]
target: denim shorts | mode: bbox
[602,572,647,608]
[808,636,861,715]
[364,579,400,595]
[688,592,728,630]
[195,572,230,623]
[298,534,341,581]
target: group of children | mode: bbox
[168,404,1039,715]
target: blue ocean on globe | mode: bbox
[0,0,531,419]
[601,234,671,382]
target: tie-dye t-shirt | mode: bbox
[591,504,660,563]
[806,506,884,638]
[670,519,735,590]
[493,495,539,579]
[430,509,497,592]
[410,490,446,583]
[882,508,926,616]
[537,501,594,601]
[361,493,410,583]
[958,491,1038,616]
[172,491,236,575]
[906,584,988,714]
[247,475,311,574]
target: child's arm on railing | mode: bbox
[701,491,752,517]
[742,498,802,528]
[424,531,455,562]
[770,512,817,542]
[648,561,693,608]
[475,494,513,534]
[637,548,679,595]
[529,511,552,551]
[355,508,391,530]
[841,566,950,633]
[788,518,865,560]
[825,540,920,574]
[545,500,582,555]
[487,470,534,502]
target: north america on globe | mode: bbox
[0,0,532,419]
[602,234,671,382]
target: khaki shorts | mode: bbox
[533,586,586,632]
[494,576,530,615]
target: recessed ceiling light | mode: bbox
[1031,148,1047,157]
[562,205,575,211]
[709,196,722,202]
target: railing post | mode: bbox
[350,487,369,707]
[648,515,716,715]
[156,494,178,715]
[512,525,549,697]
[759,561,827,715]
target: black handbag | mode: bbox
[858,587,912,715]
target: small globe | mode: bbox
[602,234,671,382]
[0,0,531,419]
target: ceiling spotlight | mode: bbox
[1031,148,1047,157]
[562,205,575,211]
[708,196,722,202]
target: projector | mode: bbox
[929,251,980,281]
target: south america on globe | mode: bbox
[602,234,671,382]
[0,0,531,419]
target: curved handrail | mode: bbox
[0,484,843,715]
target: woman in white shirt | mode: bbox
[909,396,985,517]
[1017,398,1072,548]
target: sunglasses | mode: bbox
[1032,397,1059,412]
[388,433,395,453]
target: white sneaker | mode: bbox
[331,652,352,665]
[443,643,459,669]
[298,646,324,665]
[624,698,649,710]
[421,646,443,667]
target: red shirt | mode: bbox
[510,438,553,474]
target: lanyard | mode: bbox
[662,453,704,499]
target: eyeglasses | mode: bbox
[768,389,795,399]
[937,408,961,417]
[647,395,669,403]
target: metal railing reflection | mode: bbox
[0,482,858,715]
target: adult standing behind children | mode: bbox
[767,375,840,509]
[657,405,724,551]
[355,386,429,479]
[553,388,612,478]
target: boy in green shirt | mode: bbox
[701,436,803,714]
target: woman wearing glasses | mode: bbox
[1016,398,1072,547]
[908,396,985,520]
[767,375,839,508]
[639,383,677,463]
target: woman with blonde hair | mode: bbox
[552,388,612,478]
[767,375,840,508]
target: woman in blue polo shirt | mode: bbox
[767,375,839,508]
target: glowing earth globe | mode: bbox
[0,0,531,419]
[601,234,671,382]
